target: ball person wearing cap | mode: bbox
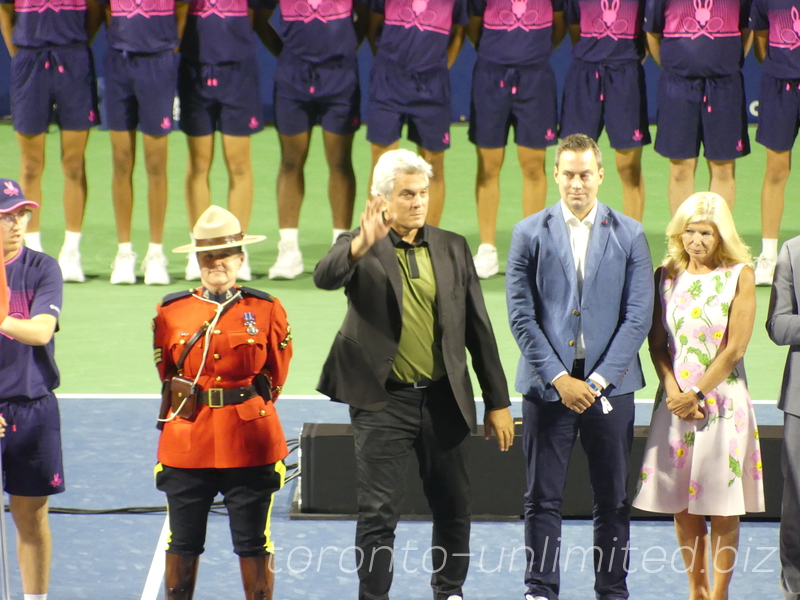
[0,178,65,600]
[152,205,293,600]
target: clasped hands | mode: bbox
[665,391,705,421]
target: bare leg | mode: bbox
[276,131,311,229]
[185,134,214,229]
[222,134,254,232]
[517,145,547,217]
[322,130,356,230]
[143,133,170,244]
[615,147,645,222]
[674,510,711,600]
[708,160,736,211]
[60,129,90,232]
[668,158,698,215]
[709,515,740,600]
[110,130,137,244]
[475,146,505,246]
[9,495,51,595]
[760,148,790,240]
[16,132,46,233]
[418,147,445,226]
[368,141,399,199]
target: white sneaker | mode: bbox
[185,252,201,281]
[268,240,304,280]
[445,595,463,600]
[110,250,137,284]
[142,251,170,285]
[239,250,252,282]
[58,248,86,283]
[473,243,499,279]
[525,595,549,600]
[754,254,776,286]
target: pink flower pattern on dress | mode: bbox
[734,408,746,433]
[688,480,702,500]
[676,362,703,386]
[749,450,763,480]
[670,439,689,468]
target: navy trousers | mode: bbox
[522,385,635,600]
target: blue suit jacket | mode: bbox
[506,201,654,400]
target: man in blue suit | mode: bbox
[506,133,654,600]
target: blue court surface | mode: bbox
[3,397,785,599]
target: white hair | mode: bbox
[370,149,433,198]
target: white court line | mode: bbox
[141,516,170,600]
[56,393,779,405]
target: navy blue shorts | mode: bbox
[274,56,361,136]
[178,56,264,137]
[654,70,750,161]
[560,58,651,150]
[0,394,65,497]
[755,72,800,152]
[367,60,451,152]
[155,462,284,557]
[468,57,558,149]
[11,44,99,135]
[104,49,178,136]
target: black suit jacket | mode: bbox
[313,226,510,432]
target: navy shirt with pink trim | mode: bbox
[469,0,564,66]
[181,0,265,63]
[99,0,182,54]
[750,0,800,78]
[644,0,751,77]
[0,248,62,401]
[0,0,88,48]
[567,0,646,61]
[264,0,366,63]
[371,0,469,72]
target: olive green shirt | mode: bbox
[388,227,446,383]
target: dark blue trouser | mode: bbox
[522,388,634,600]
[350,381,471,600]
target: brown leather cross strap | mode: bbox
[175,292,241,377]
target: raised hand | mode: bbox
[349,195,395,261]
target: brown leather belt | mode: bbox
[197,385,258,408]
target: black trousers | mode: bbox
[350,380,471,600]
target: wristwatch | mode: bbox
[690,385,705,401]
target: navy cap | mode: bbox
[0,179,39,213]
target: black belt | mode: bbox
[197,385,257,408]
[385,377,438,391]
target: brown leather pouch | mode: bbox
[169,376,197,420]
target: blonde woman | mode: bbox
[633,192,765,600]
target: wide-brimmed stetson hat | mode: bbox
[173,205,266,253]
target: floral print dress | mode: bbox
[633,263,765,516]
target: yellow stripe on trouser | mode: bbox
[154,463,173,551]
[263,460,286,554]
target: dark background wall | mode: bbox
[0,35,764,125]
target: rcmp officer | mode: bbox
[152,205,292,600]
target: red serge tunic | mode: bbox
[152,287,293,469]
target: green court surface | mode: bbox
[0,123,797,401]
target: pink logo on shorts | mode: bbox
[161,117,171,130]
[249,117,259,129]
[442,132,450,144]
[545,128,556,141]
[88,110,97,122]
[3,181,20,196]
[736,139,744,152]
[50,473,63,487]
[632,129,643,141]
[352,116,360,127]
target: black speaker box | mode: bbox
[293,423,783,521]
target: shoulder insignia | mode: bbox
[239,286,275,302]
[279,323,292,350]
[154,347,163,365]
[160,289,194,306]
